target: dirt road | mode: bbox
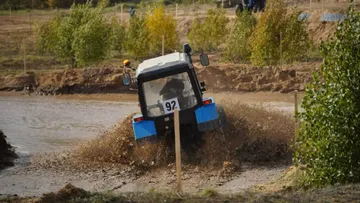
[0,92,297,197]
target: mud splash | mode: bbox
[0,130,17,170]
[32,100,294,172]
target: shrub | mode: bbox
[294,7,360,187]
[188,8,229,52]
[281,10,311,63]
[223,11,256,63]
[250,0,309,66]
[35,0,115,67]
[146,4,178,55]
[110,18,127,56]
[126,14,150,60]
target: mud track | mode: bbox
[0,92,296,197]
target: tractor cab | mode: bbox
[124,44,225,142]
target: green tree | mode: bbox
[188,8,229,52]
[223,11,256,63]
[282,10,311,63]
[146,4,178,55]
[294,7,360,187]
[126,15,150,59]
[110,18,127,55]
[250,0,309,66]
[35,0,115,67]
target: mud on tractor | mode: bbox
[123,44,227,146]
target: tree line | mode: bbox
[0,0,141,10]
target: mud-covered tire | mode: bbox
[216,104,229,142]
[217,104,228,129]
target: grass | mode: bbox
[3,183,360,203]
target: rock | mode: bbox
[237,75,253,83]
[276,70,290,81]
[289,70,296,77]
[258,84,273,91]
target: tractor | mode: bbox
[216,0,266,14]
[123,44,227,146]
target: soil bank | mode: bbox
[0,62,320,94]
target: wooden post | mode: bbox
[176,3,178,18]
[162,35,165,56]
[322,0,324,14]
[174,108,182,193]
[114,3,117,17]
[222,0,224,8]
[23,41,26,73]
[121,4,123,22]
[280,32,282,68]
[309,0,312,11]
[294,90,299,139]
[9,6,11,21]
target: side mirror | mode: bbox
[122,72,131,86]
[200,52,209,67]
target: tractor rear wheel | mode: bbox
[216,104,229,142]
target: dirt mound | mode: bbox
[0,67,132,94]
[0,72,36,91]
[0,130,17,170]
[304,9,342,44]
[39,183,89,203]
[197,62,319,93]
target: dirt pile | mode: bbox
[0,62,319,94]
[197,62,320,93]
[0,72,36,91]
[0,130,17,170]
[39,183,89,203]
[0,67,132,94]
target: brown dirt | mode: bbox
[197,62,320,93]
[0,130,17,170]
[0,67,134,94]
[0,62,320,94]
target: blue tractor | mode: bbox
[123,44,227,145]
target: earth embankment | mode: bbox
[0,62,320,94]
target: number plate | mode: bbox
[163,98,180,114]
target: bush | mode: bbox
[146,4,178,55]
[250,0,309,66]
[35,0,115,67]
[188,8,229,52]
[294,8,360,187]
[223,11,256,63]
[110,18,127,56]
[126,14,150,60]
[281,10,311,63]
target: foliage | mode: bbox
[294,7,360,187]
[250,0,309,66]
[188,8,229,52]
[125,14,150,59]
[35,0,116,67]
[146,4,178,55]
[223,11,256,63]
[281,10,311,63]
[110,18,127,55]
[47,0,56,9]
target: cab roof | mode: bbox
[135,52,188,78]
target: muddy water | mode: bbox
[0,95,138,155]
